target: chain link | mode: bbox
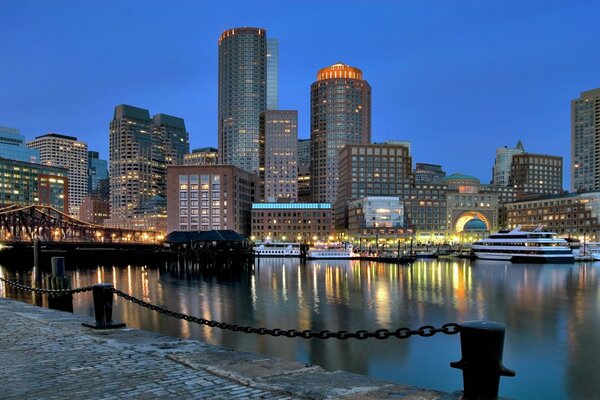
[111,287,461,340]
[0,277,93,295]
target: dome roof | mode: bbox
[464,218,487,231]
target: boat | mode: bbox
[454,247,476,259]
[590,247,600,261]
[413,250,438,259]
[306,243,358,259]
[253,242,301,257]
[471,225,574,263]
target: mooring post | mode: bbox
[82,283,126,329]
[450,320,515,399]
[46,256,73,313]
[33,237,40,268]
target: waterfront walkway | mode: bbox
[0,298,454,399]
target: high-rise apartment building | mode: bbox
[261,110,298,201]
[0,126,39,163]
[107,104,189,231]
[218,27,267,174]
[492,140,525,186]
[267,39,279,110]
[572,88,600,192]
[184,147,219,166]
[310,62,371,204]
[27,133,88,216]
[508,153,563,198]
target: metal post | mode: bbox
[450,321,515,399]
[82,283,125,329]
[46,257,73,313]
[33,238,40,268]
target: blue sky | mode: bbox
[1,0,599,187]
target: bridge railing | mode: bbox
[0,278,516,399]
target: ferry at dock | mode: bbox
[306,243,359,259]
[253,242,301,257]
[471,225,574,263]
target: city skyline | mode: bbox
[2,1,600,187]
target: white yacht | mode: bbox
[306,243,358,259]
[471,225,574,263]
[253,242,301,257]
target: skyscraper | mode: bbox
[107,104,189,231]
[261,110,298,201]
[310,62,371,203]
[492,140,525,186]
[0,126,39,163]
[267,39,279,110]
[572,88,600,192]
[27,133,88,216]
[88,150,108,198]
[218,27,267,174]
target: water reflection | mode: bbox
[2,258,600,399]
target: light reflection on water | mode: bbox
[1,258,600,400]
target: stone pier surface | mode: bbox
[0,298,455,399]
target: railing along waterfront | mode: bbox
[0,277,516,399]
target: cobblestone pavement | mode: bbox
[0,298,448,399]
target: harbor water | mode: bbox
[1,257,599,400]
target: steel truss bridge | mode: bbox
[0,205,163,244]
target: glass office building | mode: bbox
[0,126,39,163]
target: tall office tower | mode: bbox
[88,150,108,199]
[492,140,525,186]
[218,27,267,174]
[184,147,219,166]
[0,126,39,163]
[267,39,279,110]
[297,138,310,170]
[310,62,371,204]
[572,88,600,192]
[108,105,189,230]
[509,153,563,198]
[27,133,88,216]
[261,110,298,201]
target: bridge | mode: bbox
[0,205,163,244]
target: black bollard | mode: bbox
[82,283,126,329]
[450,320,515,399]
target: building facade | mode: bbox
[492,140,525,186]
[78,195,109,225]
[88,150,108,199]
[218,27,267,174]
[251,203,332,243]
[310,62,371,203]
[167,165,257,235]
[266,38,279,110]
[0,126,39,163]
[414,163,446,184]
[347,197,410,244]
[403,183,448,243]
[509,153,563,198]
[183,147,219,166]
[261,110,298,201]
[506,192,600,241]
[0,158,68,211]
[27,133,88,216]
[107,105,189,231]
[571,88,600,192]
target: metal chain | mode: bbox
[0,277,94,295]
[111,287,461,340]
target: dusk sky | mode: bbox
[2,0,600,187]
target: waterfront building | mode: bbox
[218,27,267,174]
[166,165,257,235]
[183,147,219,166]
[78,195,109,225]
[27,133,88,216]
[403,183,448,243]
[506,191,600,241]
[310,62,371,204]
[0,157,68,211]
[508,153,563,198]
[442,174,499,242]
[492,140,525,186]
[250,202,333,243]
[266,38,279,110]
[336,142,412,233]
[261,110,298,201]
[414,163,446,184]
[107,105,188,232]
[571,88,600,192]
[347,197,411,245]
[88,151,108,199]
[0,126,39,163]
